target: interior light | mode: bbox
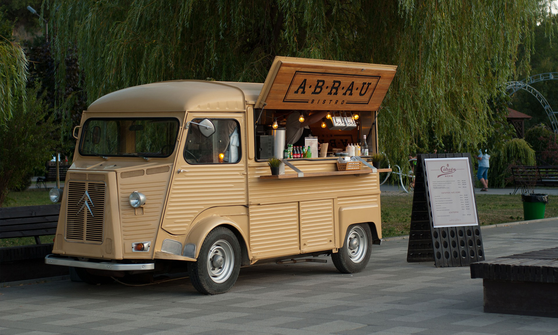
[321,120,327,128]
[353,113,359,120]
[219,153,225,163]
[272,118,278,129]
[299,113,305,123]
[326,112,332,119]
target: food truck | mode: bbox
[45,57,397,294]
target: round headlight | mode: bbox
[49,188,62,203]
[129,191,146,208]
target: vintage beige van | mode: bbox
[45,57,397,294]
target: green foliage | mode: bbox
[510,14,558,130]
[372,153,385,163]
[489,138,536,188]
[0,10,27,124]
[0,0,45,36]
[525,124,555,152]
[524,124,558,164]
[268,157,282,168]
[45,0,551,167]
[0,86,58,206]
[25,38,87,160]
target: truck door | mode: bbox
[162,113,247,235]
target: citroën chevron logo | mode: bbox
[76,190,95,217]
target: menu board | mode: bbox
[424,157,478,228]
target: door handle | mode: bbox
[177,169,188,174]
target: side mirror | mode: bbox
[187,119,215,137]
[72,126,81,140]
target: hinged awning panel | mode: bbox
[255,57,397,111]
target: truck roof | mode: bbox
[87,80,263,113]
[86,57,397,114]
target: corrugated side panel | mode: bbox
[249,202,300,259]
[300,199,334,253]
[248,161,380,205]
[119,169,170,243]
[163,164,247,235]
[337,194,380,208]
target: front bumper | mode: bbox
[45,254,155,271]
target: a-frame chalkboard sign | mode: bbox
[407,153,485,267]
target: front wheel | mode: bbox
[189,227,241,295]
[332,224,372,273]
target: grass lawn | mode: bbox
[4,189,51,207]
[380,192,557,238]
[1,189,556,247]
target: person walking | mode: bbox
[477,149,490,191]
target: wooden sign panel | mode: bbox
[255,57,397,111]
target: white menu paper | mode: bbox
[424,157,478,228]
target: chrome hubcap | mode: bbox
[346,226,368,263]
[206,239,234,283]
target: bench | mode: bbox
[41,164,70,183]
[511,165,558,194]
[471,247,558,317]
[0,205,67,282]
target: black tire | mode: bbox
[72,267,114,285]
[332,224,372,273]
[189,227,241,295]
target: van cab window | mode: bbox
[79,118,179,157]
[184,119,240,164]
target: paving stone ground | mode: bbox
[2,219,558,334]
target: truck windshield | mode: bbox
[79,118,179,157]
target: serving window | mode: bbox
[254,109,377,161]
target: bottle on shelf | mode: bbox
[362,135,369,156]
[348,143,355,156]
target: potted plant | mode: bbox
[371,153,384,169]
[268,157,283,175]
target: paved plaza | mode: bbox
[2,217,558,335]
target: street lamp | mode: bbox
[27,6,48,40]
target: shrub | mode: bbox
[488,138,536,188]
[524,124,558,164]
[0,87,57,206]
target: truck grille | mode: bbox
[65,181,105,243]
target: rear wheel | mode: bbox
[332,224,372,273]
[189,227,241,295]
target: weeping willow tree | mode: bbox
[0,40,27,124]
[46,0,552,167]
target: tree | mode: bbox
[510,14,558,130]
[25,37,87,160]
[0,86,57,206]
[0,8,58,206]
[0,9,27,124]
[45,0,552,168]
